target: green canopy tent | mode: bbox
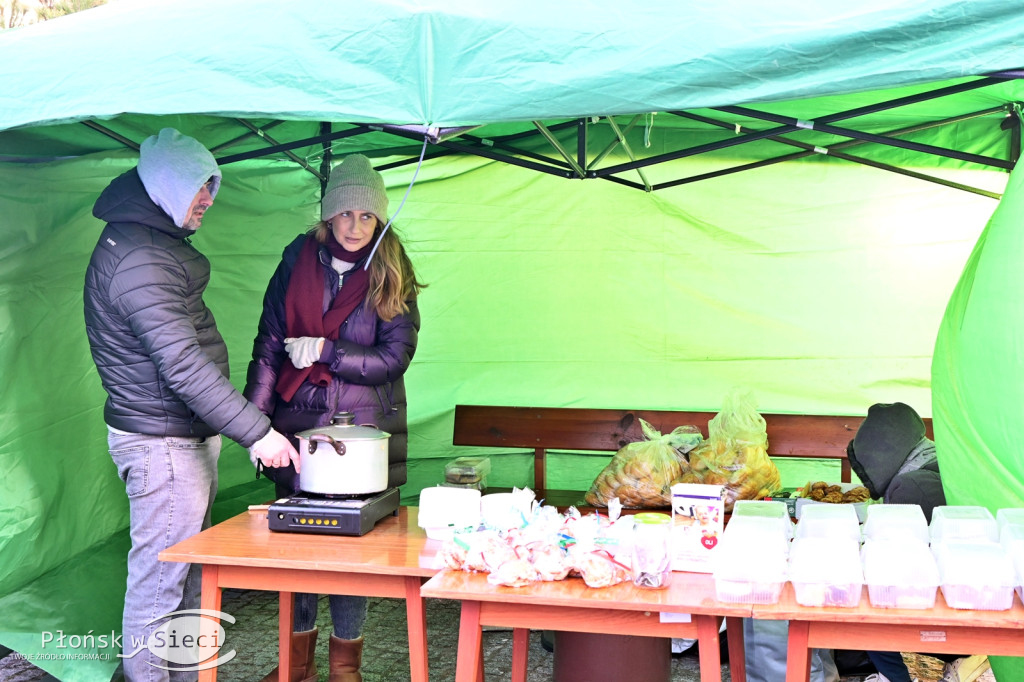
[2,1,1023,679]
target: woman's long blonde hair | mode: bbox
[312,220,425,321]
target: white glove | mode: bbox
[283,336,326,369]
[248,428,301,472]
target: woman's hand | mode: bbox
[283,336,326,369]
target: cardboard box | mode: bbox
[670,483,725,573]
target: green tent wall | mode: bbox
[2,1,1024,680]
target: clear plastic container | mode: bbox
[933,540,1015,611]
[631,512,672,589]
[861,539,939,609]
[731,500,794,539]
[862,504,929,545]
[722,514,793,546]
[1009,541,1024,605]
[929,505,997,545]
[1000,523,1024,557]
[712,522,789,604]
[444,456,491,487]
[794,503,861,543]
[997,508,1024,539]
[788,537,863,607]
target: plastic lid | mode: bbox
[634,512,671,525]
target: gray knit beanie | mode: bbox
[321,154,388,223]
[137,128,221,228]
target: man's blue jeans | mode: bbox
[109,428,220,682]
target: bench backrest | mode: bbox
[452,404,934,491]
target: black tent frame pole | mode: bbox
[595,76,1008,177]
[216,125,373,165]
[714,104,1013,170]
[233,118,326,181]
[209,121,286,154]
[659,107,1008,198]
[80,120,140,151]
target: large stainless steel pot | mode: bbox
[295,412,390,495]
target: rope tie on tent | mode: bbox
[364,136,428,270]
[644,112,656,148]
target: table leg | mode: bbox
[199,565,221,682]
[726,616,746,682]
[786,620,812,682]
[510,628,530,682]
[405,577,430,682]
[278,591,293,682]
[695,615,722,682]
[454,601,483,682]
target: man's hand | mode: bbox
[283,336,326,369]
[248,428,301,473]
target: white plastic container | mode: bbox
[795,503,861,543]
[789,537,863,607]
[997,508,1024,539]
[933,540,1015,611]
[861,539,939,609]
[732,500,794,539]
[712,521,789,604]
[862,504,929,545]
[1009,541,1024,605]
[417,486,481,541]
[929,505,997,544]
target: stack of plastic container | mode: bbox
[788,504,863,607]
[861,504,939,609]
[712,514,789,604]
[929,506,1014,611]
[997,508,1024,605]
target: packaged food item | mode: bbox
[584,420,702,508]
[685,389,781,512]
[444,456,491,490]
[929,505,998,544]
[631,512,672,588]
[796,481,873,523]
[862,504,929,544]
[670,483,725,573]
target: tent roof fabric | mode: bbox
[3,0,1024,132]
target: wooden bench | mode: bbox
[452,404,934,495]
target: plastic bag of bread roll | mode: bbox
[584,419,702,508]
[684,389,781,512]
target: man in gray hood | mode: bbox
[846,402,948,682]
[84,128,298,681]
[847,401,945,521]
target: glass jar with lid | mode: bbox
[631,512,672,588]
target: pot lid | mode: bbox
[295,412,390,441]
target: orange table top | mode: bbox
[753,582,1024,628]
[159,507,443,578]
[421,566,754,617]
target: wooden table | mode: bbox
[421,568,751,682]
[159,507,441,682]
[753,583,1024,682]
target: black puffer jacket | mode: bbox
[244,234,419,489]
[84,168,271,447]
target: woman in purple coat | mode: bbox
[245,154,424,682]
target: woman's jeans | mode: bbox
[292,593,368,640]
[109,428,220,682]
[272,482,368,639]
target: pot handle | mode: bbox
[308,434,346,456]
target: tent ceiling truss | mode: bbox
[80,73,1023,200]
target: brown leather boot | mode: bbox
[259,628,318,682]
[328,635,363,682]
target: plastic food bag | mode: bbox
[584,419,703,508]
[686,389,781,511]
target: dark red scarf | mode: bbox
[275,233,372,402]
